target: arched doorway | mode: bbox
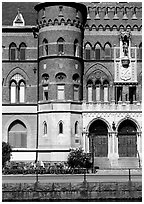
[118,120,137,157]
[89,119,108,157]
[8,120,27,148]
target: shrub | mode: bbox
[67,147,92,169]
[2,142,12,168]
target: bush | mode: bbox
[67,147,92,169]
[2,142,12,168]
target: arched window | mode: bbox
[85,43,91,60]
[9,43,17,60]
[103,80,109,102]
[59,121,63,134]
[42,39,48,56]
[74,39,79,57]
[8,120,27,148]
[10,81,17,103]
[87,80,93,102]
[19,43,26,60]
[19,81,25,103]
[95,43,101,60]
[10,74,26,103]
[57,37,64,54]
[43,121,47,135]
[75,121,78,135]
[104,43,111,60]
[95,80,101,101]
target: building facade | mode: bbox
[2,2,142,168]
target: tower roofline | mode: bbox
[34,2,87,25]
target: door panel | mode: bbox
[118,134,137,157]
[90,135,108,157]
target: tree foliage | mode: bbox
[67,147,92,169]
[2,142,12,168]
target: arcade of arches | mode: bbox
[87,119,139,160]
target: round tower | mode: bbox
[34,2,87,161]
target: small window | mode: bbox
[57,85,65,100]
[19,43,26,60]
[59,121,63,134]
[43,39,48,56]
[95,44,101,60]
[9,43,17,60]
[104,43,111,60]
[75,121,78,135]
[85,44,91,60]
[57,37,64,54]
[43,122,47,135]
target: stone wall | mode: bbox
[2,181,142,201]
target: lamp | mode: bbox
[112,121,116,131]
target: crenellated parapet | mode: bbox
[35,2,87,30]
[83,2,142,32]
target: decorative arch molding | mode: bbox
[116,116,141,132]
[3,115,32,143]
[84,63,113,83]
[4,67,29,86]
[86,117,112,133]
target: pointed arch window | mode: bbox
[9,43,17,60]
[57,37,64,54]
[19,81,25,103]
[42,39,48,56]
[87,80,93,102]
[95,80,101,101]
[19,43,26,60]
[85,43,91,60]
[74,39,79,57]
[59,121,63,134]
[8,120,27,148]
[10,74,26,103]
[95,44,101,60]
[104,43,111,60]
[103,80,109,102]
[10,81,17,103]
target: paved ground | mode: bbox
[2,169,142,183]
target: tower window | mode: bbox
[57,37,64,54]
[57,85,65,100]
[43,85,48,101]
[74,39,79,57]
[74,85,79,101]
[42,39,48,56]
